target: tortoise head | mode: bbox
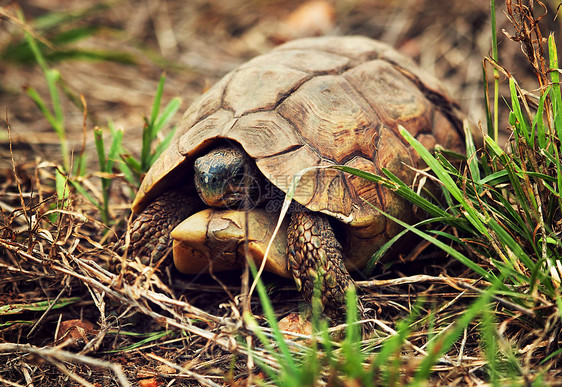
[194,146,263,209]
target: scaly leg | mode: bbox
[286,210,368,325]
[116,189,200,265]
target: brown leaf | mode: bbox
[138,377,163,387]
[278,313,313,340]
[54,319,97,345]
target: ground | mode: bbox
[0,0,561,385]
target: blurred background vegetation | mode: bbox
[2,0,559,168]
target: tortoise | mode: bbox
[122,36,468,323]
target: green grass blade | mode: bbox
[490,194,531,238]
[20,9,69,170]
[118,158,137,187]
[45,68,64,128]
[121,153,141,175]
[366,226,410,274]
[104,330,172,353]
[549,35,562,143]
[0,297,81,315]
[399,126,489,236]
[340,287,367,383]
[413,284,496,383]
[150,127,177,166]
[371,300,421,372]
[55,169,69,204]
[21,18,64,134]
[533,85,549,149]
[464,121,481,183]
[107,123,134,186]
[246,259,299,381]
[140,119,151,172]
[490,0,499,140]
[139,75,175,172]
[94,127,106,173]
[366,217,444,274]
[335,165,451,220]
[154,97,181,131]
[548,35,562,213]
[70,180,100,208]
[20,11,48,72]
[480,302,501,385]
[32,3,112,30]
[364,199,498,283]
[428,229,464,244]
[485,218,535,273]
[482,64,494,138]
[478,169,508,185]
[508,77,530,144]
[107,126,124,172]
[555,155,562,215]
[94,127,112,224]
[150,75,166,128]
[25,86,58,129]
[484,135,536,222]
[50,26,100,45]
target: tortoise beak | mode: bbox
[193,171,225,207]
[194,169,249,208]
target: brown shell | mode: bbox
[133,36,466,261]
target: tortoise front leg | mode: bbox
[116,189,201,265]
[287,210,367,325]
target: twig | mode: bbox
[0,375,26,387]
[356,274,486,288]
[456,281,536,316]
[146,353,223,387]
[27,285,67,338]
[0,343,130,387]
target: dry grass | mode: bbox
[1,0,562,385]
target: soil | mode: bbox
[0,0,560,385]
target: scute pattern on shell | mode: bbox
[134,36,465,244]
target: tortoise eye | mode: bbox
[230,169,246,184]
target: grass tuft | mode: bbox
[120,74,181,189]
[3,0,562,385]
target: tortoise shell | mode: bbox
[133,36,466,268]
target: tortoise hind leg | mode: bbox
[287,210,367,325]
[116,189,201,265]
